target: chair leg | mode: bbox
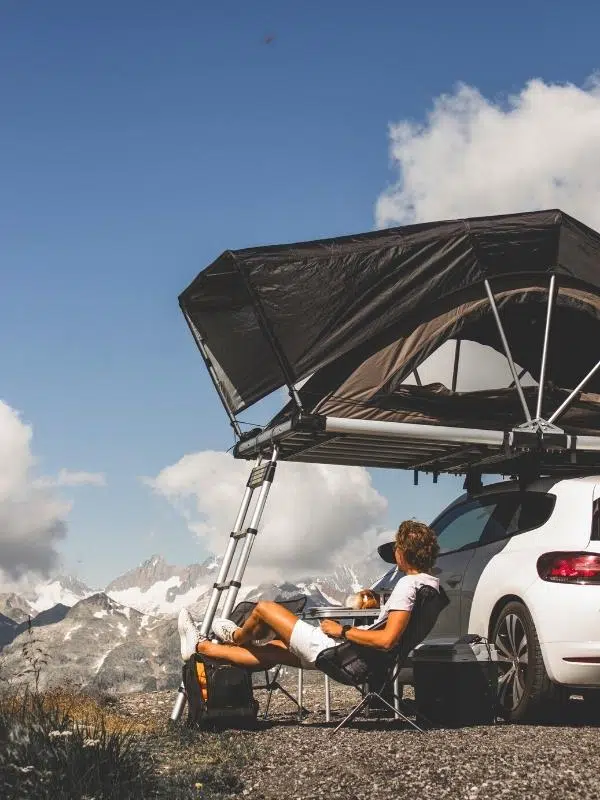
[393,673,402,719]
[273,684,310,716]
[263,687,274,719]
[331,692,372,734]
[368,692,426,734]
[262,667,280,720]
[261,668,310,721]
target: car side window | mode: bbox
[480,493,556,544]
[433,500,498,554]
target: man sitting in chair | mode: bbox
[177,520,440,671]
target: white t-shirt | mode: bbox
[365,572,439,629]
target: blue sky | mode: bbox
[2,0,599,587]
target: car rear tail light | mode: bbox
[537,552,600,584]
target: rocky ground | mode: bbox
[114,671,600,800]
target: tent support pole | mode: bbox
[451,339,461,392]
[229,251,304,412]
[535,275,556,420]
[484,279,532,423]
[181,308,243,438]
[509,368,528,389]
[548,359,600,425]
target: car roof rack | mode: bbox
[232,411,600,480]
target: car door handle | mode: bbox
[446,575,462,587]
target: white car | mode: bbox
[375,475,600,722]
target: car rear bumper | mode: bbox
[525,580,600,686]
[542,642,600,686]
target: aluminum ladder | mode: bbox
[170,447,279,721]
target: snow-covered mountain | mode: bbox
[30,575,93,612]
[0,549,391,690]
[105,554,220,616]
[2,550,387,634]
[104,551,386,617]
[11,575,94,615]
[0,577,93,649]
[0,592,36,624]
[1,593,179,693]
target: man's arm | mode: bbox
[320,610,410,651]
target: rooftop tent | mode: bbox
[179,209,600,477]
[171,208,600,723]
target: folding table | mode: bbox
[298,607,379,722]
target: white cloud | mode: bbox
[145,451,387,582]
[34,469,106,489]
[376,75,600,229]
[374,75,600,397]
[0,401,70,578]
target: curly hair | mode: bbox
[395,520,439,572]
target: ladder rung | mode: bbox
[230,526,256,539]
[213,580,242,591]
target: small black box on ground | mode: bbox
[412,637,498,727]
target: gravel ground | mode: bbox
[117,672,600,800]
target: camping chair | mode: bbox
[314,585,450,734]
[230,595,309,720]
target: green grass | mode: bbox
[0,688,252,799]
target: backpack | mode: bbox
[182,653,259,730]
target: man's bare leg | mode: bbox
[233,601,299,647]
[197,638,301,669]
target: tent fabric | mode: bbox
[311,384,600,435]
[265,284,600,434]
[180,209,600,416]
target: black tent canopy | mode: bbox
[179,209,600,478]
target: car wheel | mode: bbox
[492,601,558,722]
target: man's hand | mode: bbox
[320,619,344,638]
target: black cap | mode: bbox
[377,541,396,564]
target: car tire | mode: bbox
[491,601,559,722]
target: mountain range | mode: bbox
[0,551,389,693]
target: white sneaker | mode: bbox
[178,608,201,661]
[211,617,241,644]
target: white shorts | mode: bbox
[288,620,339,670]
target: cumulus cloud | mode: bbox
[376,75,600,229]
[34,469,106,489]
[374,75,600,394]
[0,401,70,578]
[145,451,387,581]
